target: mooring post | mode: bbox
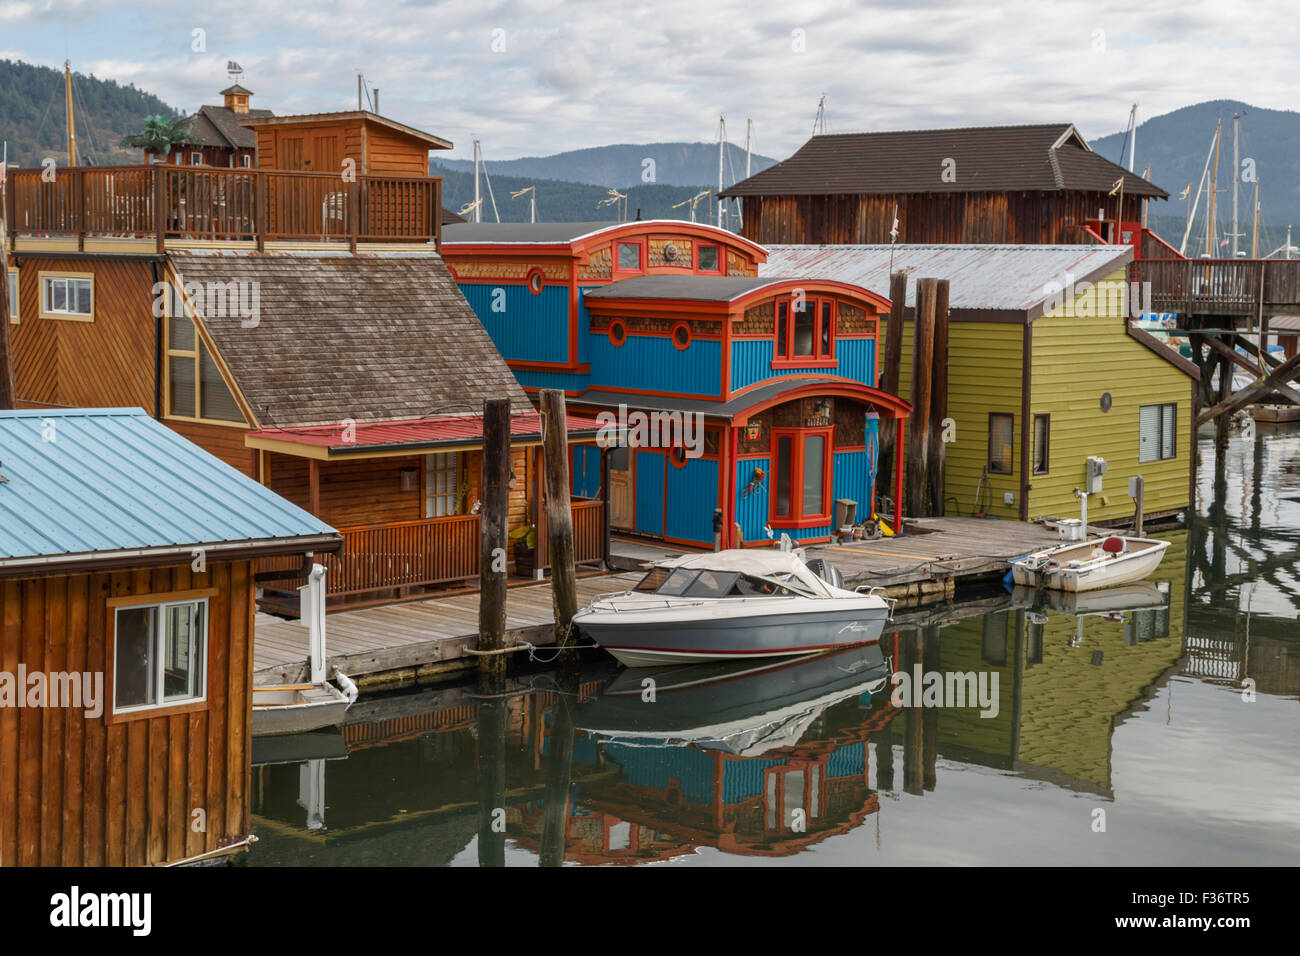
[540,388,578,658]
[878,270,908,500]
[908,278,937,517]
[476,694,507,867]
[539,670,578,867]
[927,279,950,516]
[478,398,511,683]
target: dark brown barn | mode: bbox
[720,123,1169,247]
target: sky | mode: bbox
[2,0,1297,164]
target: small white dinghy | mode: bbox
[1010,535,1170,593]
[253,564,358,737]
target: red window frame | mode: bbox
[696,243,722,274]
[773,297,837,369]
[608,319,628,346]
[614,240,644,274]
[769,426,834,528]
[670,320,691,350]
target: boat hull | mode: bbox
[252,683,353,737]
[574,604,890,668]
[1010,539,1170,592]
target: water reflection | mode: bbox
[247,426,1300,866]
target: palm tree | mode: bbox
[120,115,201,159]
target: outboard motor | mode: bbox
[805,557,844,590]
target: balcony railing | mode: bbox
[4,164,442,251]
[1131,258,1300,316]
[258,498,606,603]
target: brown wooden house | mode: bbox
[0,407,340,866]
[147,84,274,168]
[720,123,1170,249]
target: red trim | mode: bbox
[670,320,691,350]
[613,238,645,274]
[696,243,723,274]
[597,639,869,656]
[894,418,905,533]
[668,445,689,469]
[525,266,545,295]
[507,359,591,372]
[608,319,627,347]
[733,381,912,424]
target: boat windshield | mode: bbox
[634,567,795,598]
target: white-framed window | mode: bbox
[1139,403,1177,462]
[113,597,208,714]
[40,273,93,320]
[6,269,16,322]
[241,154,252,168]
[425,452,463,517]
[191,152,204,166]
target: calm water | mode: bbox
[247,425,1299,866]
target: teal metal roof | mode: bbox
[0,408,340,569]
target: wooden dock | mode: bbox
[254,516,1062,687]
[254,572,641,687]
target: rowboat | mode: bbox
[571,549,893,667]
[1010,535,1170,593]
[251,672,358,737]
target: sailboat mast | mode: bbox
[64,60,78,166]
[717,115,725,228]
[473,140,481,224]
[1232,113,1240,258]
[1207,120,1220,258]
[1252,179,1260,258]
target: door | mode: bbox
[608,445,633,530]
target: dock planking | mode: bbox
[254,572,641,686]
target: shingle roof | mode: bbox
[758,244,1134,314]
[190,104,274,150]
[0,408,338,569]
[583,275,785,302]
[720,124,1168,199]
[169,251,533,428]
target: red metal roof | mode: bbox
[249,412,609,454]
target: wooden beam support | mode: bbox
[927,279,949,516]
[308,458,320,516]
[1206,333,1300,405]
[907,278,937,517]
[540,389,578,657]
[1197,351,1300,425]
[478,397,511,682]
[878,271,907,500]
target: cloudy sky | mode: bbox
[2,0,1295,163]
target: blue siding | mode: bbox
[459,282,570,364]
[572,444,602,498]
[664,458,719,544]
[590,333,722,396]
[721,759,783,804]
[733,456,771,544]
[512,368,590,391]
[831,449,873,518]
[826,741,866,779]
[576,288,596,365]
[635,451,665,536]
[730,337,876,391]
[733,452,872,544]
[604,743,718,804]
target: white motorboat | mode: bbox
[1010,535,1170,593]
[571,548,893,668]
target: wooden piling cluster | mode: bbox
[904,278,950,518]
[877,271,908,502]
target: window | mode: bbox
[988,413,1014,475]
[113,597,208,715]
[774,296,835,364]
[671,321,691,350]
[425,452,463,517]
[241,154,252,168]
[526,268,544,294]
[165,288,243,423]
[191,152,203,166]
[40,273,93,320]
[1032,414,1050,475]
[6,270,16,322]
[607,320,627,346]
[697,244,720,273]
[615,241,642,272]
[771,427,833,526]
[1139,403,1177,462]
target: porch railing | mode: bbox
[258,497,606,602]
[1130,258,1300,316]
[4,164,442,251]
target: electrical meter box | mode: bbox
[1085,456,1107,494]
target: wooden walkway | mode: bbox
[253,572,641,687]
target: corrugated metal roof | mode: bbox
[0,408,339,567]
[249,411,611,453]
[759,244,1133,313]
[720,124,1168,199]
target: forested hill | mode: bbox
[0,58,180,166]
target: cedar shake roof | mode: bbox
[169,251,532,428]
[720,124,1168,200]
[190,103,274,150]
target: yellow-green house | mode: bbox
[761,244,1198,523]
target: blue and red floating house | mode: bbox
[441,221,911,548]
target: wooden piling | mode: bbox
[475,696,507,867]
[477,398,510,682]
[878,271,908,500]
[0,252,14,409]
[907,278,937,517]
[540,388,578,656]
[926,279,950,516]
[539,671,578,867]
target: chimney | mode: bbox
[223,85,252,114]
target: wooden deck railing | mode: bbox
[258,497,605,602]
[1131,258,1300,316]
[4,164,442,250]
